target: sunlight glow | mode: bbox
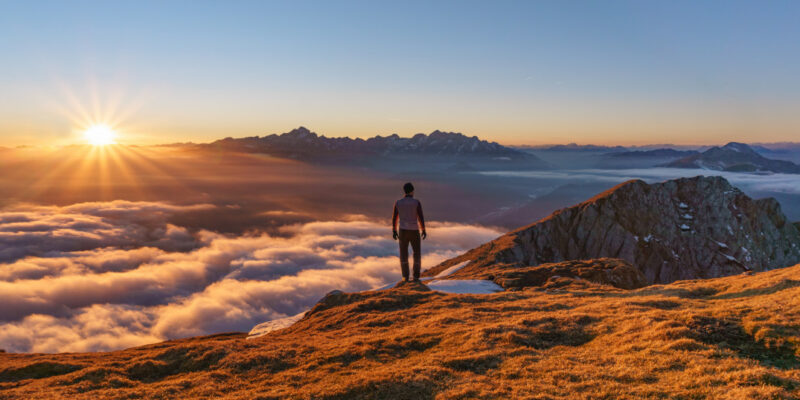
[84,125,117,146]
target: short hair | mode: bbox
[403,182,414,194]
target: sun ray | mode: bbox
[104,145,149,200]
[84,124,116,146]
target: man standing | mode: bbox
[392,182,427,282]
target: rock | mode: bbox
[305,289,349,316]
[466,258,647,290]
[428,176,800,284]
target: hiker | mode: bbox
[392,182,427,282]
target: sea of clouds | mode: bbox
[478,168,800,195]
[0,201,501,353]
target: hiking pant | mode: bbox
[398,229,421,280]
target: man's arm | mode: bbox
[417,201,426,238]
[392,201,399,239]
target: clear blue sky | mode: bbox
[1,0,799,146]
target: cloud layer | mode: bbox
[0,201,500,353]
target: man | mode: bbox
[392,182,427,282]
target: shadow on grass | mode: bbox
[0,362,82,382]
[712,279,800,300]
[688,316,800,370]
[319,377,438,400]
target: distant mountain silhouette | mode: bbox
[610,148,698,158]
[665,142,800,173]
[201,127,548,168]
[532,143,628,152]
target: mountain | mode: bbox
[609,148,698,158]
[529,143,629,152]
[426,176,800,284]
[665,142,800,173]
[4,263,800,399]
[201,127,547,168]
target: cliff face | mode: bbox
[429,176,800,284]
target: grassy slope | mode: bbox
[2,264,800,399]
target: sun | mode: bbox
[84,124,117,146]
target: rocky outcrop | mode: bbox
[446,258,647,290]
[426,176,800,284]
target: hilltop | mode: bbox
[2,261,800,399]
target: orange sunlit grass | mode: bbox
[2,262,800,398]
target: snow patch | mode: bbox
[435,260,471,278]
[426,279,505,294]
[248,311,307,339]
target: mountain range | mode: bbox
[666,142,800,173]
[610,148,699,158]
[201,127,547,168]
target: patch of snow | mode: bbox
[248,311,307,339]
[680,224,691,231]
[678,202,689,209]
[722,254,737,261]
[715,241,729,249]
[643,234,653,243]
[633,235,639,242]
[682,214,693,220]
[435,260,471,278]
[426,279,505,294]
[727,225,734,235]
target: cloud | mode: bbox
[0,202,501,353]
[479,168,800,195]
[0,201,213,263]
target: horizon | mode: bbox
[2,1,800,147]
[3,125,800,149]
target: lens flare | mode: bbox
[84,125,116,146]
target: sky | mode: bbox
[1,0,799,146]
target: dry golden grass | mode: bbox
[3,263,800,399]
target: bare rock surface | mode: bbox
[427,176,800,284]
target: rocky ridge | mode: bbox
[203,127,546,166]
[426,176,800,284]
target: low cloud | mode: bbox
[479,168,800,195]
[0,201,500,353]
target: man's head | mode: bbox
[403,182,414,195]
